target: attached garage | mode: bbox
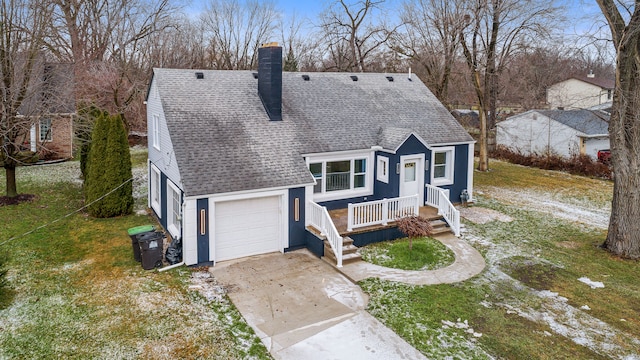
[213,195,285,262]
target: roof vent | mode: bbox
[252,72,259,79]
[386,76,394,82]
[302,74,310,81]
[195,72,204,79]
[350,75,358,81]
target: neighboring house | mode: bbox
[496,109,609,159]
[19,62,76,159]
[146,44,475,267]
[547,73,615,110]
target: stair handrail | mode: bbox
[425,184,461,236]
[308,201,343,267]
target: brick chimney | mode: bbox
[258,43,282,121]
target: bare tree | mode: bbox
[458,0,561,171]
[0,0,53,198]
[145,16,209,69]
[319,0,399,72]
[597,0,640,259]
[200,0,279,70]
[279,13,323,72]
[393,0,466,103]
[50,0,177,129]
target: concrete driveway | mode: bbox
[210,250,426,360]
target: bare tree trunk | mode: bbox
[473,71,489,171]
[597,0,640,259]
[4,164,17,198]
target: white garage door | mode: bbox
[214,196,282,262]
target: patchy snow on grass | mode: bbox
[578,277,605,289]
[459,206,513,224]
[15,161,82,186]
[468,243,640,360]
[479,187,610,229]
[463,182,638,359]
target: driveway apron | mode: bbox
[210,250,426,360]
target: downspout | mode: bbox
[158,261,184,272]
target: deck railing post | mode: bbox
[414,194,419,215]
[382,198,388,226]
[321,206,327,235]
[347,203,354,232]
[454,210,461,237]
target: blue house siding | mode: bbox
[435,143,470,204]
[286,187,307,251]
[350,227,405,247]
[196,198,211,264]
[305,232,325,258]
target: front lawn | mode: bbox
[361,159,639,359]
[0,153,271,359]
[359,237,455,270]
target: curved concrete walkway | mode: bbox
[335,232,486,285]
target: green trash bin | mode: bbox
[127,225,155,262]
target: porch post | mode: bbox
[382,198,388,226]
[321,206,327,235]
[347,203,354,232]
[413,194,419,215]
[454,210,461,237]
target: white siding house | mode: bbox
[547,75,614,110]
[497,109,609,159]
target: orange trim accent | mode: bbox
[200,209,206,235]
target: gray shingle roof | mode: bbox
[572,75,615,89]
[539,109,609,135]
[153,69,473,197]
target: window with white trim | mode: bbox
[167,180,181,238]
[150,164,161,216]
[152,114,160,150]
[431,147,455,186]
[377,155,389,183]
[39,118,52,142]
[308,155,371,199]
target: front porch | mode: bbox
[328,205,441,236]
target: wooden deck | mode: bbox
[328,206,440,236]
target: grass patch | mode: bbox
[361,278,609,360]
[359,237,455,270]
[475,158,612,207]
[0,153,271,359]
[499,256,559,291]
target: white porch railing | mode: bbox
[425,184,461,236]
[308,201,344,267]
[347,194,420,232]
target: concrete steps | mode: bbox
[430,219,451,235]
[322,236,362,266]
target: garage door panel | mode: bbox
[214,195,283,262]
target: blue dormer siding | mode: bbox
[374,135,429,201]
[316,136,472,209]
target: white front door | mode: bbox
[399,155,424,201]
